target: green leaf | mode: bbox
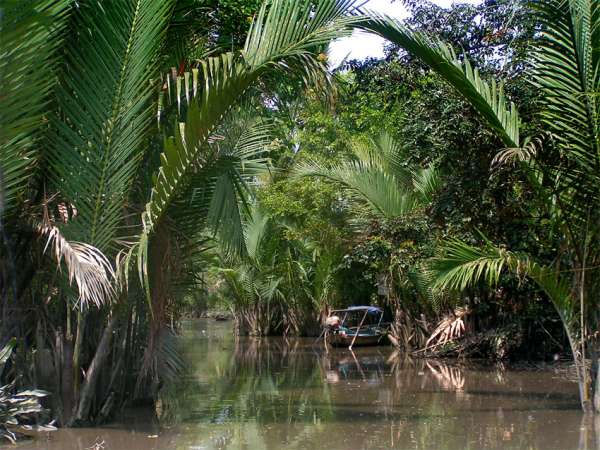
[294,132,438,220]
[358,13,521,148]
[0,0,69,218]
[48,0,176,254]
[431,237,574,326]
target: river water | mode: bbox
[10,319,596,450]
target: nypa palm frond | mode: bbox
[0,1,69,218]
[48,0,176,255]
[143,0,360,238]
[243,207,272,262]
[531,0,600,230]
[358,12,521,148]
[412,164,442,204]
[168,114,274,257]
[431,237,574,325]
[294,132,439,220]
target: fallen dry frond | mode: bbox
[39,224,115,307]
[424,306,470,350]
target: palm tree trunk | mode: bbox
[72,314,118,425]
[72,308,86,404]
[61,302,74,425]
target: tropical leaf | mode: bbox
[47,0,176,255]
[294,132,438,220]
[0,0,69,217]
[40,224,116,307]
[357,12,521,148]
[164,113,274,259]
[431,237,574,325]
[142,0,360,238]
[530,0,600,231]
[243,207,271,262]
[0,338,16,377]
[407,268,444,313]
[412,164,441,204]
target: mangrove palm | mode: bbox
[0,0,362,427]
[361,0,600,412]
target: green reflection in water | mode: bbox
[156,320,584,450]
[2,320,590,450]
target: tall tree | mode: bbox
[360,0,600,411]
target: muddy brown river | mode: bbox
[9,320,596,450]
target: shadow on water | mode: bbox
[8,319,600,450]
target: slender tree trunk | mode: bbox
[72,308,87,405]
[71,315,117,425]
[61,303,75,425]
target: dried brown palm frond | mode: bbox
[491,146,536,168]
[491,132,555,169]
[424,306,470,350]
[39,224,115,307]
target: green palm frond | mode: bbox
[243,208,271,262]
[532,0,600,227]
[203,172,249,256]
[205,119,273,255]
[412,165,441,204]
[407,268,442,312]
[431,239,510,291]
[243,0,357,73]
[358,13,521,148]
[294,132,438,220]
[0,1,69,217]
[533,0,599,159]
[170,115,273,255]
[220,264,281,307]
[431,238,574,324]
[322,164,419,219]
[352,133,412,183]
[256,276,283,303]
[311,250,338,309]
[48,0,176,253]
[137,113,273,303]
[142,0,360,238]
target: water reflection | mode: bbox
[156,320,587,450]
[7,320,593,450]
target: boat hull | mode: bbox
[327,332,387,347]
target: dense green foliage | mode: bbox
[0,0,358,433]
[1,0,599,435]
[217,0,600,414]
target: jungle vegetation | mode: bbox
[0,0,598,438]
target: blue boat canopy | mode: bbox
[331,306,383,314]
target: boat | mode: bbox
[324,306,390,349]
